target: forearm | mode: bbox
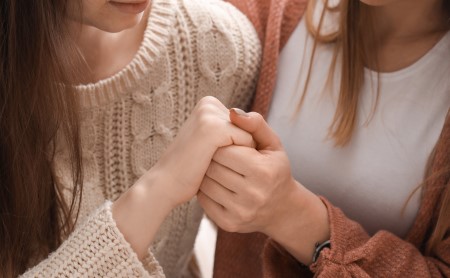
[263,182,330,265]
[112,169,175,260]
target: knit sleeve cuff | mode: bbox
[142,251,165,275]
[22,202,165,277]
[309,197,370,274]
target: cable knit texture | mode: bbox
[21,0,261,276]
[215,0,450,277]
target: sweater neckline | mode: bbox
[76,0,176,108]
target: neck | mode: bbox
[369,0,448,42]
[361,0,449,72]
[68,8,150,83]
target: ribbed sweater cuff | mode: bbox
[22,202,164,277]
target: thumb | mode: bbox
[229,108,281,151]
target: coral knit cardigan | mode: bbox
[214,0,450,277]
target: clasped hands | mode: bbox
[196,102,300,238]
[152,96,329,264]
[160,96,306,235]
[153,96,298,232]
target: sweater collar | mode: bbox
[76,0,176,108]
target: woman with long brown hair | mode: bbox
[200,0,450,276]
[0,0,261,276]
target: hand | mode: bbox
[148,97,254,208]
[197,108,298,234]
[197,108,330,265]
[112,97,254,259]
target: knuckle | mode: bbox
[213,147,225,158]
[237,208,255,224]
[196,102,214,116]
[253,112,264,122]
[253,191,267,207]
[258,164,274,181]
[251,112,264,128]
[199,182,209,194]
[197,191,206,205]
[197,111,218,131]
[264,160,282,183]
[198,96,218,106]
[223,219,238,233]
[206,163,217,178]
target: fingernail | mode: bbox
[230,108,249,117]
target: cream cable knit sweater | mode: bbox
[22,0,260,276]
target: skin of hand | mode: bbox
[112,96,254,259]
[198,108,330,265]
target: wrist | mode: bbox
[112,169,175,259]
[263,182,330,265]
[139,166,179,210]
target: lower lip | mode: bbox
[109,1,149,14]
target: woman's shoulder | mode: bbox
[171,0,261,56]
[224,0,308,47]
[176,0,254,30]
[147,0,262,109]
[144,0,258,40]
[173,0,262,73]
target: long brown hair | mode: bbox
[302,0,450,256]
[0,0,83,276]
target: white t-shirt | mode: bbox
[267,18,450,237]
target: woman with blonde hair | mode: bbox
[0,0,260,276]
[202,0,450,276]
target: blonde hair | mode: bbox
[299,0,377,146]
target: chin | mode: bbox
[105,18,143,33]
[88,13,145,33]
[360,0,397,6]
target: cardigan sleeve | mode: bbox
[309,198,449,277]
[21,202,165,277]
[261,195,450,277]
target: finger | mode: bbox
[199,176,235,208]
[206,160,243,193]
[194,98,256,148]
[226,122,256,149]
[229,108,281,150]
[212,145,262,176]
[197,191,240,232]
[197,191,227,224]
